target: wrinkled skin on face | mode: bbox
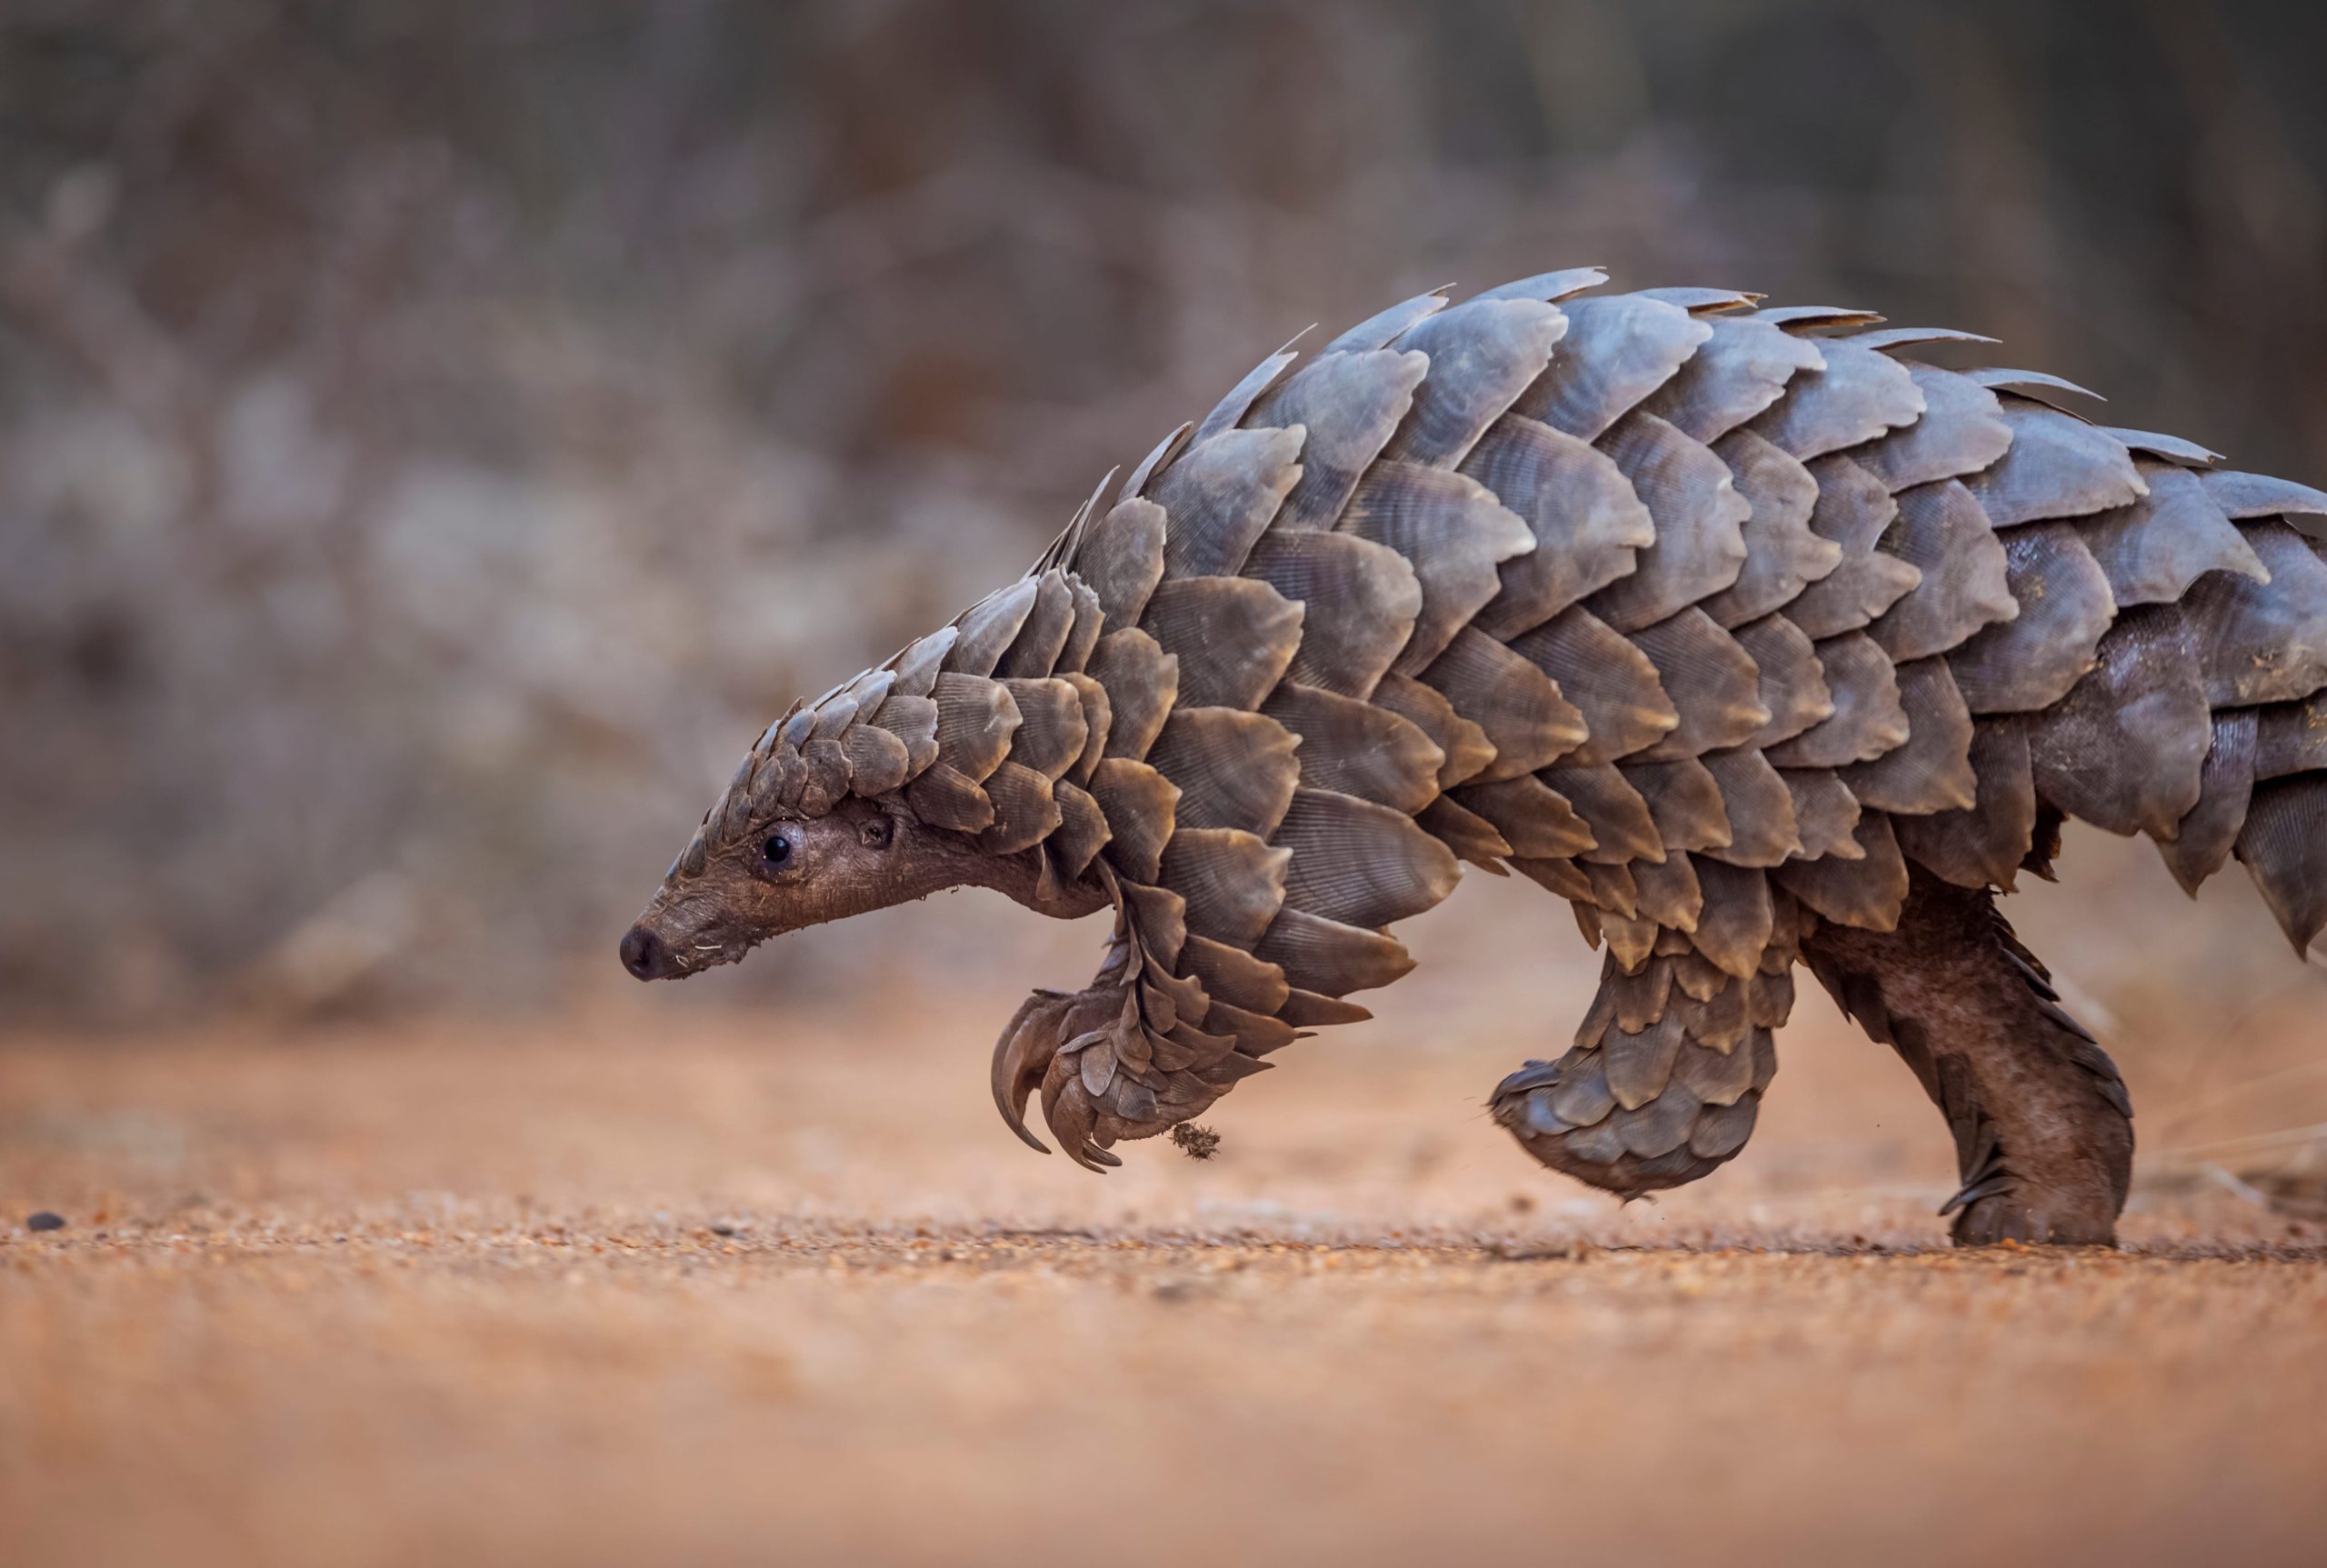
[622,797,955,980]
[621,794,1106,983]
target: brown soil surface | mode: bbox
[4,993,2324,1568]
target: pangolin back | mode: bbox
[690,266,2327,1174]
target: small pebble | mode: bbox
[26,1212,65,1233]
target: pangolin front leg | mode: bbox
[989,963,1265,1171]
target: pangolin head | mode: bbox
[619,784,985,984]
[621,654,975,982]
[618,624,1108,983]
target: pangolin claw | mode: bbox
[1043,1076,1111,1174]
[1938,1174,2013,1217]
[989,995,1061,1154]
[987,983,1238,1170]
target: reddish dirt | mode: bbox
[4,994,2323,1568]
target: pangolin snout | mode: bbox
[618,923,679,982]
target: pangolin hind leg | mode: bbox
[1801,864,2132,1245]
[1491,915,1799,1199]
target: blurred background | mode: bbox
[5,0,2327,1039]
[7,9,2327,1565]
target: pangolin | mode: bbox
[620,268,2327,1246]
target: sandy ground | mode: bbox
[4,978,2325,1568]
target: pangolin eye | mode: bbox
[761,831,795,868]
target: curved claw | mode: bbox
[1042,1075,1111,1174]
[1938,1174,2013,1218]
[988,996,1058,1155]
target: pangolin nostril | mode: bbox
[619,924,667,981]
